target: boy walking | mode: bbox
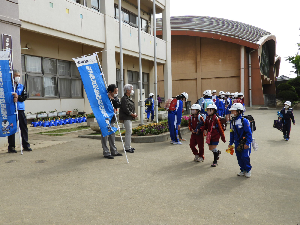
[228,103,252,178]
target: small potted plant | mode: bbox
[73,108,78,116]
[58,111,67,117]
[86,113,96,126]
[26,112,37,119]
[48,110,58,117]
[37,111,47,118]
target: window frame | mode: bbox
[22,54,83,100]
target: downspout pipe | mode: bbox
[249,50,255,107]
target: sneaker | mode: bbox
[194,155,199,162]
[285,138,289,141]
[23,147,33,152]
[170,141,175,144]
[173,141,182,145]
[245,171,251,178]
[237,171,245,176]
[112,152,123,156]
[211,161,218,167]
[197,157,204,162]
[104,155,114,159]
[179,138,186,141]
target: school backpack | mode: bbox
[165,98,177,111]
[243,115,256,132]
[145,98,152,107]
[217,116,227,131]
[203,99,214,111]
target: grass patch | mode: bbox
[39,126,89,135]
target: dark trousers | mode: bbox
[8,110,30,149]
[190,133,204,157]
[283,120,291,139]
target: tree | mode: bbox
[286,43,300,76]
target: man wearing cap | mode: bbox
[145,93,155,122]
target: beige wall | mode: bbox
[21,30,102,61]
[158,36,241,104]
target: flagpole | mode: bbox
[138,0,144,125]
[153,0,158,123]
[6,49,23,155]
[118,0,124,97]
[95,53,129,164]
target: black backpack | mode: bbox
[243,115,256,132]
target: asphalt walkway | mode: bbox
[0,109,299,224]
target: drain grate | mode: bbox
[35,160,46,163]
[6,160,16,163]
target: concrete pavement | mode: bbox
[0,109,300,224]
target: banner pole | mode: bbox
[7,49,23,155]
[95,53,129,164]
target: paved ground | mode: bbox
[0,109,300,225]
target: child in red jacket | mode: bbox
[189,104,205,162]
[201,104,226,167]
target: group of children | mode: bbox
[197,90,245,121]
[165,90,252,178]
[165,89,297,178]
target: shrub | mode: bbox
[277,90,298,102]
[132,121,169,136]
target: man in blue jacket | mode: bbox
[228,103,252,178]
[7,70,32,153]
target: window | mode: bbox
[25,55,42,73]
[141,18,148,33]
[22,55,83,99]
[58,60,71,76]
[44,76,57,97]
[143,73,149,97]
[116,69,124,91]
[27,76,43,97]
[91,0,100,12]
[114,4,148,33]
[122,10,129,23]
[43,58,57,74]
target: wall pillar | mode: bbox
[162,0,172,99]
[100,0,116,85]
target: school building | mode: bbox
[157,16,280,106]
[1,0,171,114]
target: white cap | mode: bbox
[181,92,188,100]
[219,91,225,95]
[238,92,243,96]
[149,93,154,97]
[207,103,217,110]
[225,92,230,95]
[231,93,235,96]
[204,90,212,96]
[229,103,244,111]
[212,90,217,93]
[234,92,239,98]
[191,104,201,110]
[284,101,291,106]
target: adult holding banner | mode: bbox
[119,84,137,153]
[100,84,123,159]
[0,51,18,152]
[7,70,32,153]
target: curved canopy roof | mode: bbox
[157,16,272,49]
